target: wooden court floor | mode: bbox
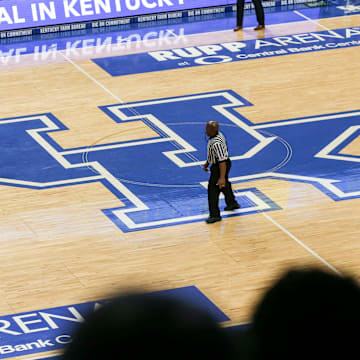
[0,11,360,354]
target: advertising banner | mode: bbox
[0,0,237,31]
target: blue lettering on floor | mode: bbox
[93,27,360,76]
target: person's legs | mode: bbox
[253,0,265,29]
[234,0,245,31]
[222,160,240,210]
[207,165,222,222]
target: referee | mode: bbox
[203,121,240,224]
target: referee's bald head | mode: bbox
[206,121,219,137]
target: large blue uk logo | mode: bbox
[1,90,359,232]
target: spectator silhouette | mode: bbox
[62,290,235,360]
[240,267,360,360]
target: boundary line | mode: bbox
[262,212,341,274]
[293,9,333,31]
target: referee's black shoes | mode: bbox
[224,202,240,211]
[206,216,222,224]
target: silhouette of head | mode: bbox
[250,268,360,360]
[62,291,234,360]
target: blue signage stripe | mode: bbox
[0,9,311,60]
[0,0,334,39]
[0,0,236,32]
[92,27,360,76]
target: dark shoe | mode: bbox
[206,216,222,224]
[233,26,242,32]
[224,203,240,211]
[254,25,265,31]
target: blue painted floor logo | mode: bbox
[1,90,359,232]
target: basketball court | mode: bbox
[1,0,360,358]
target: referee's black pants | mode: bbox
[208,159,237,218]
[236,0,265,27]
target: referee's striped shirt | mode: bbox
[207,132,229,164]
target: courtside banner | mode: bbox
[0,286,230,359]
[0,0,237,31]
[93,27,360,76]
